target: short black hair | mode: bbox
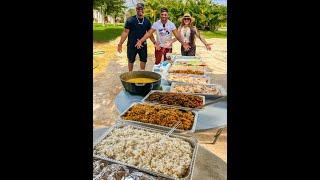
[136,3,144,9]
[160,7,168,13]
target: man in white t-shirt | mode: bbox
[135,7,190,65]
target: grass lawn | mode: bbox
[93,23,226,41]
[200,30,227,39]
[93,23,124,42]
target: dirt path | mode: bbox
[93,38,156,127]
[93,37,227,162]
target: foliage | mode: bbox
[143,0,227,31]
[93,0,126,22]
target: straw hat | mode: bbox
[179,13,195,24]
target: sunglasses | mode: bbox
[184,18,191,20]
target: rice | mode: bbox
[94,126,193,178]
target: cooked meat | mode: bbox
[122,104,195,130]
[145,92,203,108]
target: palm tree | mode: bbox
[142,0,226,31]
[144,0,161,23]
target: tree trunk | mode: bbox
[212,24,217,31]
[209,23,212,31]
[100,7,105,26]
[114,15,117,25]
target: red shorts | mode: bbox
[155,47,172,65]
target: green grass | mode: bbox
[93,23,226,41]
[93,23,124,42]
[200,30,227,39]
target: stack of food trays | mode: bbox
[166,56,227,99]
[93,122,198,179]
[166,56,210,85]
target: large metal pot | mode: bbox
[120,71,162,96]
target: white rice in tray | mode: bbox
[94,126,193,178]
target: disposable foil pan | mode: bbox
[141,90,205,111]
[93,122,198,180]
[170,82,227,99]
[165,73,211,85]
[119,102,198,133]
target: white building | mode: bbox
[93,9,124,24]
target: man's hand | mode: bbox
[154,42,161,50]
[205,43,213,51]
[135,39,144,49]
[117,44,122,53]
[163,41,172,49]
[182,42,191,51]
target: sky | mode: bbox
[213,0,227,5]
[125,0,227,9]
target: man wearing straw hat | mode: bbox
[135,7,191,65]
[170,13,212,56]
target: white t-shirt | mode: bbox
[151,20,176,48]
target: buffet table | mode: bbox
[94,127,227,180]
[114,68,227,143]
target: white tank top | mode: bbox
[180,26,191,43]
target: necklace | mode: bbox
[136,16,144,25]
[182,27,187,37]
[182,27,189,42]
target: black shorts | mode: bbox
[127,45,147,63]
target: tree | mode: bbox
[133,0,227,31]
[126,8,136,18]
[93,0,108,25]
[93,0,104,8]
[167,0,185,25]
[93,0,126,25]
[107,0,126,24]
[144,0,161,22]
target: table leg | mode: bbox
[212,127,226,144]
